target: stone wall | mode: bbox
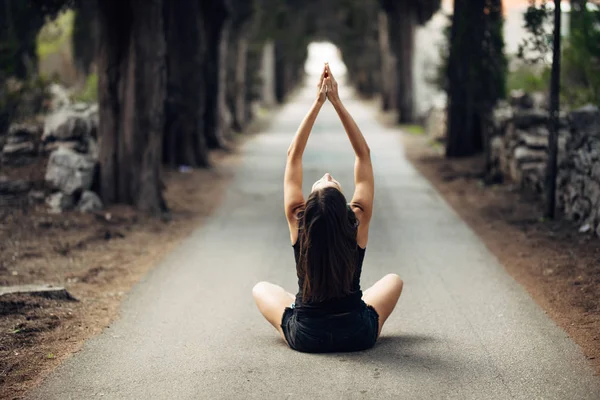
[490,96,600,237]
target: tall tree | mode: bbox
[97,0,167,213]
[544,0,562,218]
[227,0,254,132]
[380,0,441,123]
[446,0,506,158]
[163,0,209,168]
[200,0,232,149]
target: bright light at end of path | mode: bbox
[305,42,347,77]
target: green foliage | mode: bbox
[517,0,600,107]
[431,14,452,92]
[561,2,600,106]
[401,124,425,135]
[0,75,51,133]
[73,72,97,103]
[0,0,72,78]
[507,62,551,92]
[36,9,75,62]
[517,0,554,64]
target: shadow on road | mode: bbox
[336,334,451,372]
[263,333,452,372]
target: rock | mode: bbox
[7,122,42,140]
[530,92,548,109]
[48,83,71,111]
[519,132,548,149]
[43,140,85,155]
[46,192,74,213]
[43,108,91,142]
[0,284,77,301]
[77,190,103,213]
[514,146,547,164]
[492,102,513,131]
[513,109,548,129]
[2,141,36,156]
[592,163,600,182]
[0,176,31,194]
[45,147,96,195]
[28,190,46,203]
[509,89,534,109]
[71,102,91,112]
[569,104,600,138]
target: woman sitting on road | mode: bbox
[252,64,403,353]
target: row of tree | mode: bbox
[3,0,445,214]
[6,0,539,216]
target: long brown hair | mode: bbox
[297,187,358,302]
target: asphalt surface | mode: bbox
[29,82,600,400]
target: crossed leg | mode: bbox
[252,281,295,341]
[252,274,403,340]
[362,273,404,337]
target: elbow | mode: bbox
[287,145,300,160]
[358,145,371,159]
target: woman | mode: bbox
[252,64,403,353]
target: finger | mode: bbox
[326,66,337,84]
[320,77,328,92]
[317,65,326,87]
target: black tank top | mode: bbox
[292,239,366,315]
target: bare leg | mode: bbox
[362,273,403,337]
[252,281,295,341]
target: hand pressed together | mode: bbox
[316,63,341,106]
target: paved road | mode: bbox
[30,82,600,400]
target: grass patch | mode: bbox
[401,124,425,135]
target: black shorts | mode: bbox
[280,302,379,353]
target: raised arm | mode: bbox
[284,66,328,243]
[325,66,374,248]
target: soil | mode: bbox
[0,113,270,399]
[395,122,600,375]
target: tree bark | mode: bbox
[445,0,485,157]
[232,29,249,132]
[386,3,417,123]
[544,0,562,218]
[163,0,209,168]
[378,11,396,111]
[201,0,231,149]
[260,40,277,107]
[97,0,167,214]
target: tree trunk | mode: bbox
[445,0,485,157]
[260,40,277,107]
[163,0,209,168]
[387,4,417,123]
[201,0,231,149]
[378,11,396,111]
[274,41,287,103]
[545,0,562,218]
[97,0,167,214]
[232,29,249,132]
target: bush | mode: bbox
[560,4,600,107]
[507,62,550,93]
[73,72,97,103]
[0,74,52,133]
